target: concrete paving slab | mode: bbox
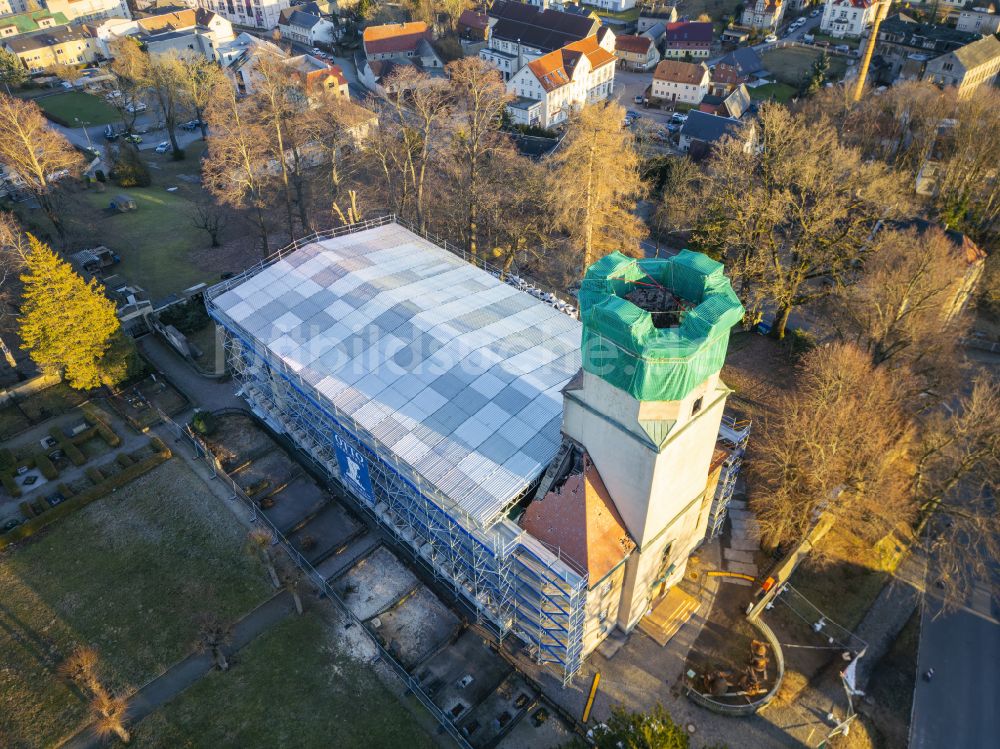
[728,499,747,510]
[371,585,461,670]
[729,537,761,552]
[725,561,758,577]
[719,577,753,587]
[315,531,379,582]
[729,508,754,521]
[723,548,756,564]
[335,544,420,620]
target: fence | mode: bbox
[155,408,474,749]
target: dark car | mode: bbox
[46,493,66,507]
[3,518,21,531]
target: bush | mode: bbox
[30,500,45,516]
[110,143,151,188]
[159,297,211,335]
[0,451,172,549]
[65,441,86,466]
[58,482,75,497]
[190,410,216,436]
[18,500,34,518]
[0,448,14,472]
[2,473,21,498]
[149,436,170,455]
[34,452,58,480]
[85,466,104,484]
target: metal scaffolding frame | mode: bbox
[706,413,752,539]
[213,303,589,684]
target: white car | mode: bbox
[125,102,147,113]
[811,8,821,17]
[154,141,171,153]
[764,33,777,43]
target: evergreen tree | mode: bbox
[18,235,127,389]
[0,49,27,91]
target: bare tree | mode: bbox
[692,103,906,337]
[176,54,227,140]
[191,200,227,248]
[828,225,972,400]
[749,342,916,550]
[445,57,509,256]
[548,101,645,270]
[108,38,149,133]
[91,692,131,744]
[0,211,27,368]
[281,567,305,615]
[195,613,232,671]
[246,528,280,588]
[0,94,83,241]
[203,84,272,251]
[143,52,187,159]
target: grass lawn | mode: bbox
[36,91,119,126]
[0,459,270,748]
[749,82,799,103]
[135,612,438,749]
[762,47,849,86]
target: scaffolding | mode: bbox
[706,413,751,538]
[209,261,589,683]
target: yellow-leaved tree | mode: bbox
[18,235,132,389]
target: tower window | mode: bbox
[692,397,703,416]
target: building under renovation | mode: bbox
[204,219,745,681]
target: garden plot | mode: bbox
[335,545,419,620]
[371,585,462,669]
[231,449,299,497]
[419,628,512,718]
[496,700,574,749]
[203,412,275,469]
[459,672,538,747]
[289,502,363,564]
[263,475,329,532]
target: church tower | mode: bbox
[561,250,744,631]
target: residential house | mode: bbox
[662,21,712,59]
[678,109,753,158]
[283,53,348,97]
[42,0,130,23]
[5,23,100,72]
[95,8,235,59]
[363,21,442,69]
[506,34,616,128]
[741,0,785,31]
[223,32,286,94]
[820,0,878,39]
[637,2,677,33]
[481,0,604,81]
[641,20,666,45]
[277,8,335,46]
[615,33,658,71]
[698,83,750,118]
[186,0,289,30]
[956,8,1000,36]
[583,0,636,11]
[457,9,488,41]
[650,59,709,104]
[0,0,28,15]
[716,46,765,79]
[708,62,745,95]
[873,13,980,83]
[0,10,69,40]
[923,34,1000,97]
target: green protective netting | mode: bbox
[578,250,745,402]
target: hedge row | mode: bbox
[49,426,87,466]
[34,453,58,480]
[83,408,122,448]
[0,442,172,550]
[2,473,19,498]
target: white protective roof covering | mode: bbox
[212,224,582,527]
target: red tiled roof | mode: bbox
[363,21,431,55]
[616,34,653,55]
[520,455,636,584]
[653,59,709,84]
[711,63,744,86]
[527,34,615,92]
[457,9,488,31]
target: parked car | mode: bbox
[834,44,851,54]
[765,33,777,43]
[104,125,118,141]
[670,112,688,124]
[110,194,137,212]
[803,33,814,43]
[666,122,681,133]
[124,133,142,144]
[3,518,20,531]
[125,101,147,114]
[180,119,204,131]
[811,8,821,16]
[46,493,65,507]
[154,141,171,153]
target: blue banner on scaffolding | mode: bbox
[333,432,375,504]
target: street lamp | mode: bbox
[74,117,93,148]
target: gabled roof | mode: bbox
[136,9,198,33]
[520,454,636,583]
[829,0,875,7]
[458,9,488,32]
[680,109,744,143]
[663,21,713,44]
[718,46,764,75]
[947,34,1000,70]
[363,21,432,55]
[653,59,708,84]
[616,34,653,54]
[489,0,598,53]
[0,10,69,35]
[6,23,93,53]
[282,10,323,30]
[527,35,615,92]
[879,13,979,52]
[711,63,744,86]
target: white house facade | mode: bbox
[741,0,785,30]
[651,59,709,104]
[506,35,616,128]
[820,0,878,39]
[187,0,289,30]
